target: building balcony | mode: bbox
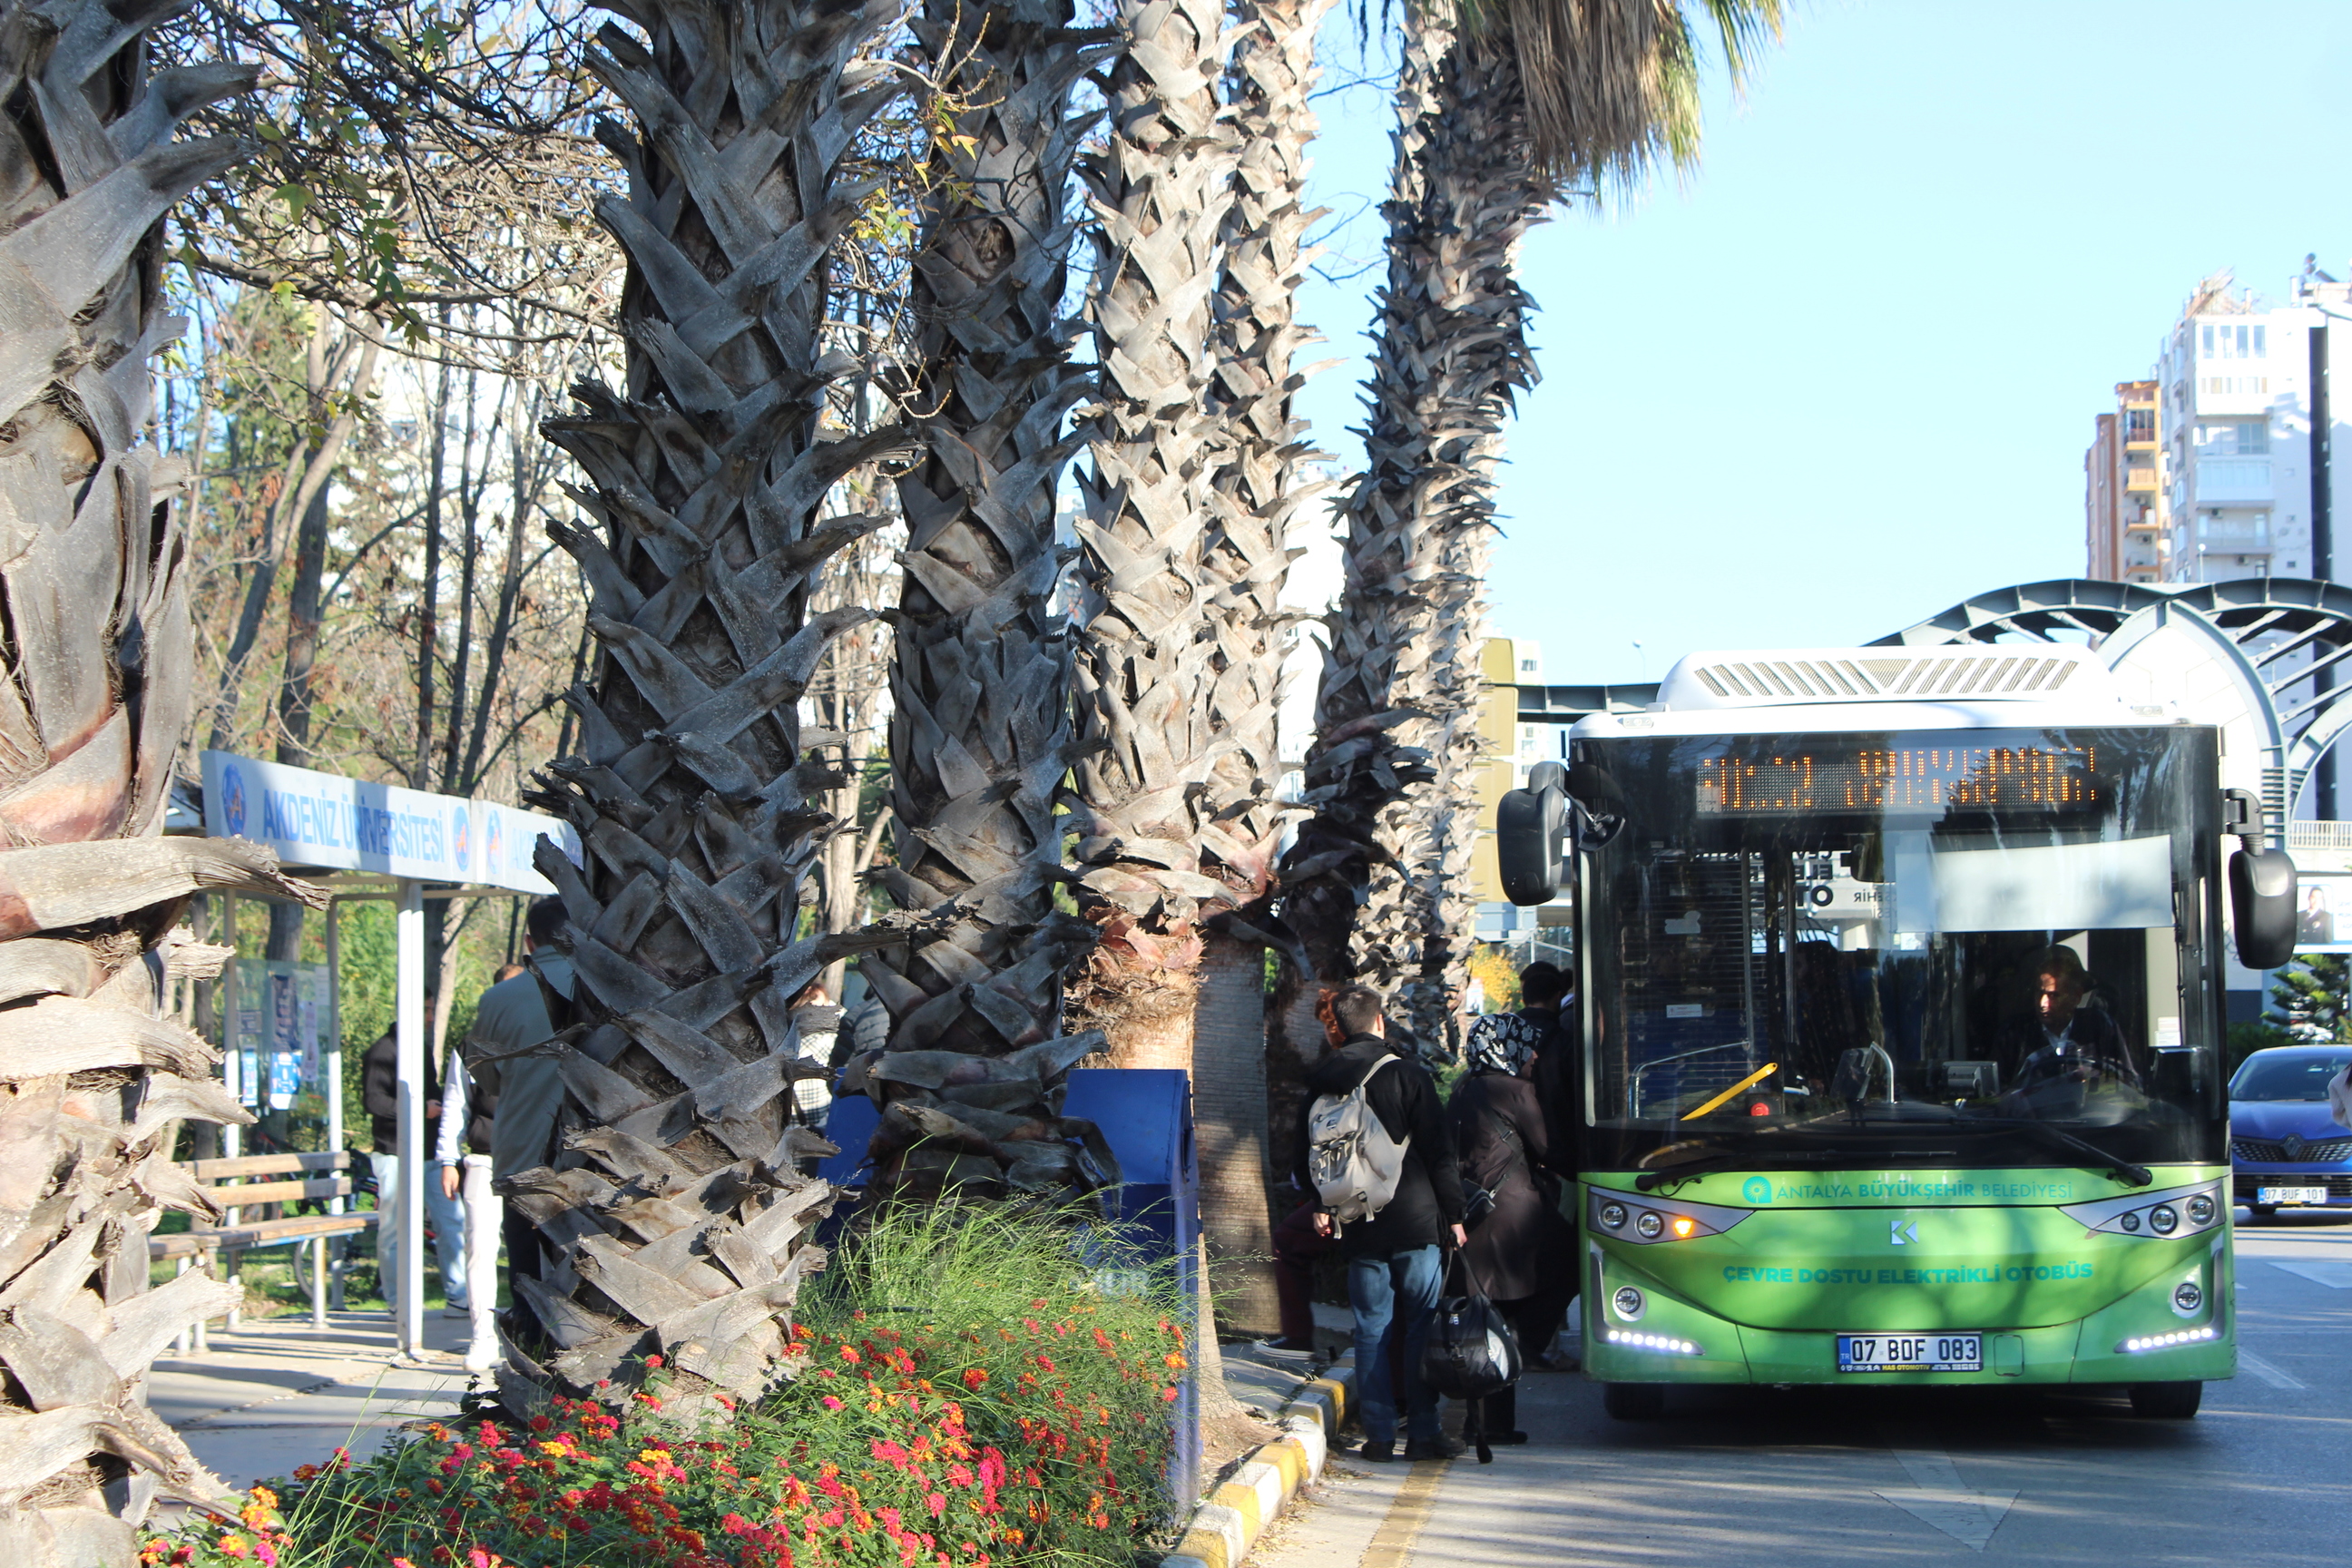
[2194,457,2272,504]
[2125,467,2160,492]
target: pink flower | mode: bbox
[822,1396,845,1411]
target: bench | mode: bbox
[151,1151,377,1347]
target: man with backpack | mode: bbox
[1295,984,1466,1463]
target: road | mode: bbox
[1256,1209,2352,1568]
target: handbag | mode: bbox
[1418,1252,1523,1464]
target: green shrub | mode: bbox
[139,1202,1187,1568]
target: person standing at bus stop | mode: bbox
[1516,961,1582,1369]
[1451,1011,1574,1436]
[452,897,574,1354]
[1296,984,1466,1463]
[362,1015,467,1318]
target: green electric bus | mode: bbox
[1495,642,2300,1420]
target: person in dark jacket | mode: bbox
[361,1021,468,1315]
[1517,962,1581,1370]
[1293,985,1466,1463]
[1451,1013,1575,1439]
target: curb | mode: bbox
[1162,1358,1354,1568]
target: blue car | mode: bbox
[2230,1044,2352,1220]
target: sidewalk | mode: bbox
[151,1308,480,1493]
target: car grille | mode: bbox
[2232,1136,2352,1163]
[2236,1174,2352,1201]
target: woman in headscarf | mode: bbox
[1448,1012,1573,1442]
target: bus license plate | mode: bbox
[2258,1186,2330,1205]
[1838,1333,1982,1373]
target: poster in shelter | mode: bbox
[2293,874,2352,954]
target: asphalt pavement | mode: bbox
[1257,1208,2352,1568]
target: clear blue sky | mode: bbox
[1289,0,2352,686]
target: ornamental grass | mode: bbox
[140,1201,1188,1568]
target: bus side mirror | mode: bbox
[1496,765,1567,906]
[2229,846,2298,970]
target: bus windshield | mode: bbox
[1573,725,2225,1174]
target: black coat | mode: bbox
[1292,1034,1465,1258]
[1451,1072,1565,1303]
[361,1032,443,1156]
[1521,1004,1580,1180]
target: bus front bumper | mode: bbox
[1583,1245,2236,1387]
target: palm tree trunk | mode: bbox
[1189,0,1338,1336]
[851,0,1114,1201]
[1282,16,1550,1044]
[1064,0,1240,1065]
[505,0,920,1418]
[0,8,338,1558]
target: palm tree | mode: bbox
[504,0,928,1416]
[1063,0,1244,1065]
[0,5,342,1557]
[1285,0,1779,1033]
[852,0,1120,1200]
[1188,0,1340,1333]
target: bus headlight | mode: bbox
[1635,1211,1663,1240]
[2186,1195,2215,1226]
[2173,1281,2202,1313]
[1600,1202,1628,1230]
[2150,1205,2179,1235]
[1612,1286,1646,1320]
[2119,1211,2141,1232]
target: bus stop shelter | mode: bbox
[197,750,580,1355]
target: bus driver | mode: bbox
[2008,946,2139,1112]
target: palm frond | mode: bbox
[1448,0,1783,183]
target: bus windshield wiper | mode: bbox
[1632,1136,1810,1191]
[1956,1116,2153,1188]
[1632,1116,2153,1192]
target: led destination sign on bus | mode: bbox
[1696,745,2101,816]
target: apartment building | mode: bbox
[2084,380,2163,583]
[2089,264,2352,587]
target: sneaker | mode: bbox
[1249,1337,1316,1363]
[1355,1439,1396,1464]
[464,1339,500,1374]
[443,1304,472,1318]
[1402,1435,1465,1463]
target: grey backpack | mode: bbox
[1308,1055,1410,1227]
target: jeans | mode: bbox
[370,1152,468,1311]
[1347,1244,1444,1445]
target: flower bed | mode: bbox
[141,1203,1187,1568]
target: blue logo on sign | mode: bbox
[484,808,504,875]
[1743,1176,1773,1205]
[220,764,247,837]
[451,806,471,872]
